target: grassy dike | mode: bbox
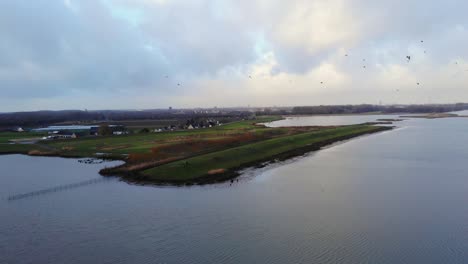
[137,125,392,185]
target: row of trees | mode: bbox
[292,103,468,115]
[0,109,254,128]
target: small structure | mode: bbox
[10,127,24,132]
[44,131,87,140]
[33,124,127,137]
[111,125,127,135]
[57,131,76,139]
[89,127,99,136]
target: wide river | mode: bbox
[2,116,468,264]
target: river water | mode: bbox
[2,116,468,264]
[265,114,402,127]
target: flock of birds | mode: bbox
[316,40,465,94]
[163,39,467,95]
[345,40,426,93]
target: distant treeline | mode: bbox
[0,109,254,128]
[289,103,468,115]
[2,103,468,128]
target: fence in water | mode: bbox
[7,178,111,201]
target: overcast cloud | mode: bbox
[1,0,468,111]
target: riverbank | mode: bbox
[0,117,392,185]
[400,113,464,119]
[127,125,392,185]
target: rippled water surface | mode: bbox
[2,117,468,264]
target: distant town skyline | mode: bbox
[1,0,468,111]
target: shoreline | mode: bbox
[0,125,393,186]
[0,120,393,186]
[111,125,393,186]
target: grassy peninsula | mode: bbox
[140,125,391,184]
[0,116,392,185]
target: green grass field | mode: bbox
[0,142,53,154]
[0,116,283,157]
[142,125,387,182]
[0,132,45,144]
[37,116,285,156]
[0,117,391,184]
[0,132,47,154]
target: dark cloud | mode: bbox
[1,0,468,110]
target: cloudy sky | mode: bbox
[1,0,468,111]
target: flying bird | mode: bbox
[417,82,420,85]
[406,56,411,62]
